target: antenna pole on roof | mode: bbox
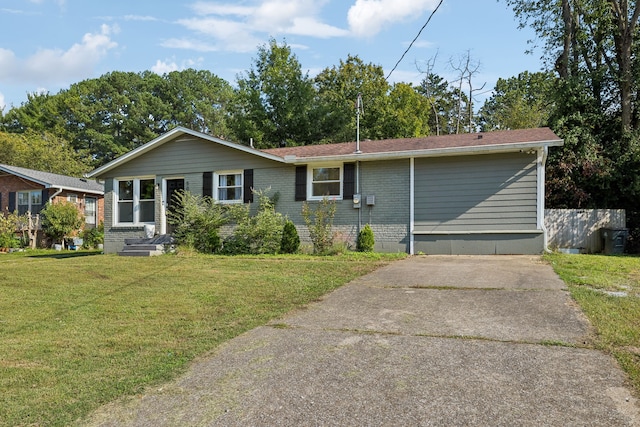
[355,93,363,154]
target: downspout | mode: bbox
[538,147,551,253]
[410,157,415,255]
[356,161,361,231]
[49,187,63,203]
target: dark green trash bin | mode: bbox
[601,228,628,254]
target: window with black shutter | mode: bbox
[8,192,15,213]
[295,166,307,201]
[243,169,254,203]
[203,172,213,198]
[343,163,355,200]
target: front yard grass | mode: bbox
[545,253,640,394]
[0,250,404,427]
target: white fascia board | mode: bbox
[52,186,105,195]
[285,140,564,164]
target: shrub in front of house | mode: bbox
[302,197,336,255]
[222,189,285,255]
[0,212,23,249]
[356,224,375,252]
[40,202,84,249]
[280,220,300,254]
[168,191,231,253]
[81,222,104,249]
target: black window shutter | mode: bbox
[343,163,355,200]
[8,192,15,213]
[295,166,307,201]
[203,172,213,198]
[243,169,254,203]
[41,189,48,205]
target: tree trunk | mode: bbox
[608,0,640,131]
[559,0,573,78]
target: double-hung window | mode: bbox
[116,178,155,224]
[308,166,343,200]
[214,171,243,203]
[85,197,97,227]
[17,190,43,215]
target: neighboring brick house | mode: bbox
[87,126,564,255]
[0,164,104,229]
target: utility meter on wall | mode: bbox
[353,194,361,209]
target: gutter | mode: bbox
[283,140,564,165]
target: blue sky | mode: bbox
[0,0,542,112]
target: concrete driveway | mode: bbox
[81,256,640,426]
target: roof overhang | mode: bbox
[283,139,564,164]
[86,126,286,178]
[0,165,104,195]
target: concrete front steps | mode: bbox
[118,235,175,257]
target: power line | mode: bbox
[385,0,444,81]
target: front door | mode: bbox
[166,179,185,235]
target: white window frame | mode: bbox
[307,164,343,201]
[85,196,97,227]
[114,177,156,225]
[17,190,42,214]
[214,170,243,204]
[67,193,78,204]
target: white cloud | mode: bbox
[151,57,203,75]
[0,24,118,85]
[124,15,158,22]
[348,0,441,38]
[190,2,253,16]
[0,92,5,112]
[170,0,347,53]
[151,60,180,75]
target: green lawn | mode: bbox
[0,250,404,427]
[545,253,640,394]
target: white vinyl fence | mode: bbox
[545,209,626,253]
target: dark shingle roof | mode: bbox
[262,128,562,159]
[0,164,104,194]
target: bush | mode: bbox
[302,197,336,255]
[0,212,23,248]
[280,220,300,254]
[41,202,84,248]
[222,189,285,255]
[81,222,104,249]
[168,191,233,253]
[356,224,375,252]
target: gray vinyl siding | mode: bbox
[414,153,538,233]
[104,136,279,177]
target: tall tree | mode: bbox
[1,69,235,165]
[417,73,460,135]
[505,0,640,132]
[230,39,316,148]
[478,71,554,131]
[382,83,431,138]
[0,131,92,175]
[314,55,391,143]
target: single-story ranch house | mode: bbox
[86,126,563,255]
[0,164,104,228]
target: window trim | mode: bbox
[114,177,156,226]
[85,196,97,227]
[306,164,343,201]
[213,170,244,204]
[17,190,43,214]
[67,193,78,204]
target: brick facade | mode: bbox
[0,174,105,240]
